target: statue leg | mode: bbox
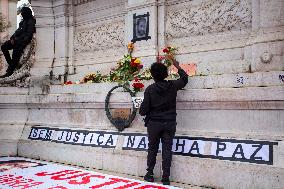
[6,47,24,76]
[1,40,13,66]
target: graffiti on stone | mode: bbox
[237,75,244,85]
[279,75,284,83]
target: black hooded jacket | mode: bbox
[139,68,188,122]
[11,7,36,47]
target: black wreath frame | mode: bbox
[105,85,137,132]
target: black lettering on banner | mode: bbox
[175,139,186,152]
[97,134,104,145]
[39,129,45,139]
[31,128,38,138]
[189,141,200,154]
[89,133,95,144]
[45,130,53,140]
[232,144,245,159]
[58,131,64,141]
[250,144,263,161]
[216,142,226,156]
[105,135,114,146]
[126,136,136,148]
[66,132,72,142]
[137,137,147,149]
[73,132,80,142]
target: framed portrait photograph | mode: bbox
[131,12,151,43]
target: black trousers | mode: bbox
[1,40,25,75]
[146,120,176,177]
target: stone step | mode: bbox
[0,86,283,103]
[66,71,284,90]
[186,71,284,89]
[0,139,18,156]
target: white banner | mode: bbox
[28,127,277,165]
[0,157,180,189]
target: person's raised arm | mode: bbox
[167,55,188,90]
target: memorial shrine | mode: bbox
[0,0,283,188]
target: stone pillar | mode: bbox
[53,0,75,79]
[7,0,17,36]
[31,0,74,81]
[250,0,284,72]
[31,0,55,76]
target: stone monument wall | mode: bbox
[0,0,283,188]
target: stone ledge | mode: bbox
[0,86,283,103]
[186,71,284,89]
[0,139,18,156]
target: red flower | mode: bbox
[134,77,140,82]
[163,48,169,53]
[158,56,165,61]
[138,64,143,69]
[133,82,144,89]
[64,81,73,85]
[130,62,137,67]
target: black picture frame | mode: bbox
[131,12,151,43]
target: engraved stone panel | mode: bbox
[166,0,252,39]
[74,20,125,52]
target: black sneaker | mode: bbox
[144,172,154,182]
[161,177,170,185]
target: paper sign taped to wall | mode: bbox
[132,97,144,108]
[170,63,196,76]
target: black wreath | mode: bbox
[105,85,137,132]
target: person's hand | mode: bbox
[172,58,181,69]
[10,39,15,45]
[166,54,181,69]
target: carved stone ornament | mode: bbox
[74,20,125,53]
[165,0,252,39]
[0,34,36,87]
[260,51,273,64]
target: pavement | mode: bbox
[0,157,213,189]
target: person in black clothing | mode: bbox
[0,7,36,78]
[139,57,188,185]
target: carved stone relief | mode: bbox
[73,0,96,6]
[165,0,252,39]
[74,20,125,53]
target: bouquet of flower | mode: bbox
[158,46,178,67]
[107,42,143,84]
[132,78,144,93]
[137,68,152,80]
[82,72,107,83]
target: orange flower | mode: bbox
[128,42,134,49]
